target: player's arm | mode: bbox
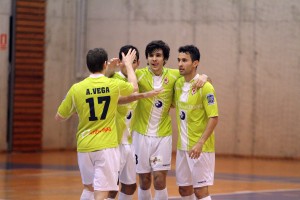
[189,116,218,159]
[122,49,138,92]
[54,87,76,122]
[118,88,163,104]
[55,113,68,122]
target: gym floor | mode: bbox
[1,151,299,200]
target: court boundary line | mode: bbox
[168,189,300,199]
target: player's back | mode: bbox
[58,75,133,152]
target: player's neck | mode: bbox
[184,71,197,82]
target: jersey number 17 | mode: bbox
[85,96,111,121]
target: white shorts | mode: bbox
[77,148,120,191]
[118,144,136,185]
[176,150,215,188]
[132,131,172,173]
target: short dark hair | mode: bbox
[178,45,200,62]
[145,40,170,61]
[119,45,139,61]
[86,48,108,73]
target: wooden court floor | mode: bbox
[0,151,300,200]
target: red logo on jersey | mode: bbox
[164,77,169,84]
[90,127,111,135]
[191,88,196,95]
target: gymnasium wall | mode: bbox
[38,0,300,158]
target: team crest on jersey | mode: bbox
[164,77,169,84]
[180,111,186,120]
[191,88,196,95]
[155,100,163,108]
[207,93,215,105]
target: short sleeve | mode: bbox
[202,82,218,118]
[57,86,76,119]
[116,79,134,96]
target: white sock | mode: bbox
[118,192,133,200]
[199,196,211,200]
[138,187,152,200]
[182,194,196,200]
[80,189,94,200]
[107,198,115,200]
[154,188,168,200]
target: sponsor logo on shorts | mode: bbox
[150,156,162,165]
[198,180,207,184]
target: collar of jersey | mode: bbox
[89,73,104,78]
[147,66,166,76]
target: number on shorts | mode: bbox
[135,154,138,165]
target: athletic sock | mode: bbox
[80,189,94,200]
[182,194,196,200]
[154,188,168,200]
[118,192,133,200]
[199,196,212,200]
[138,187,152,200]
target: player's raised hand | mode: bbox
[122,48,136,69]
[105,57,120,77]
[108,57,120,69]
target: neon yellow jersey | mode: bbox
[174,75,218,152]
[132,67,180,137]
[57,74,134,152]
[112,72,137,144]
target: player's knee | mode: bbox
[121,183,137,195]
[153,176,166,190]
[194,186,209,199]
[139,174,151,189]
[83,184,94,192]
[108,190,118,198]
[179,186,193,197]
[154,178,166,190]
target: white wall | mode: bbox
[44,0,300,158]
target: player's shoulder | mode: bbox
[165,68,180,82]
[175,75,185,84]
[166,68,179,75]
[71,78,88,90]
[112,72,126,81]
[203,81,214,89]
[135,67,148,75]
[166,67,178,72]
[202,81,216,95]
[111,72,120,79]
[176,75,184,81]
[135,67,152,81]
